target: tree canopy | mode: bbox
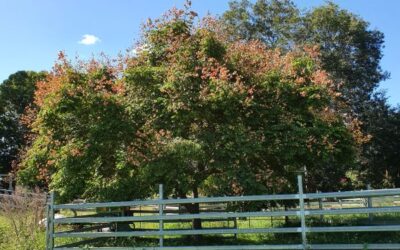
[18,7,357,208]
[0,71,46,172]
[222,1,387,108]
[18,54,147,201]
[222,0,400,187]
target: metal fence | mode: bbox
[0,173,14,196]
[46,175,400,250]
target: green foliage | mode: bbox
[200,35,226,60]
[19,61,148,202]
[300,2,387,106]
[222,1,387,105]
[359,93,400,188]
[223,0,300,48]
[125,10,355,201]
[0,71,46,173]
[222,0,395,189]
[19,6,356,205]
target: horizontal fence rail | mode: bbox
[47,175,400,250]
[53,189,400,210]
[54,194,301,210]
[52,245,400,250]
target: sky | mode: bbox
[0,0,399,106]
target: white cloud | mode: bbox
[130,44,149,57]
[79,34,101,45]
[130,48,138,56]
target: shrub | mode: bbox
[0,187,47,250]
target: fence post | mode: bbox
[159,184,164,248]
[297,175,307,250]
[367,184,373,223]
[46,191,55,250]
[233,217,238,240]
[317,191,323,221]
[45,198,50,249]
[8,173,13,193]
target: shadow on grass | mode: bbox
[56,214,400,248]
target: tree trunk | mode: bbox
[191,187,202,230]
[182,187,202,241]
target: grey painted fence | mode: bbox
[46,175,400,250]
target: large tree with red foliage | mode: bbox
[19,5,357,228]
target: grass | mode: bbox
[0,214,46,250]
[0,216,9,247]
[0,215,84,250]
[51,212,400,248]
[2,214,400,249]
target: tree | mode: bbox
[19,6,356,231]
[125,7,355,225]
[300,3,387,112]
[358,93,400,188]
[223,0,300,49]
[222,1,387,110]
[0,71,46,173]
[222,0,390,188]
[18,54,150,202]
[300,3,397,188]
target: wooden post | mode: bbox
[159,184,164,248]
[298,175,307,250]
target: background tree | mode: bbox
[358,93,400,188]
[222,1,387,108]
[300,3,387,112]
[223,0,300,49]
[0,71,46,173]
[222,0,394,188]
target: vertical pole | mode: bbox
[8,173,13,193]
[159,184,164,248]
[45,198,50,250]
[367,184,373,223]
[233,217,238,240]
[46,191,55,250]
[298,175,307,250]
[249,215,251,228]
[270,215,273,227]
[317,191,323,221]
[140,205,142,229]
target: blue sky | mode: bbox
[0,0,399,106]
